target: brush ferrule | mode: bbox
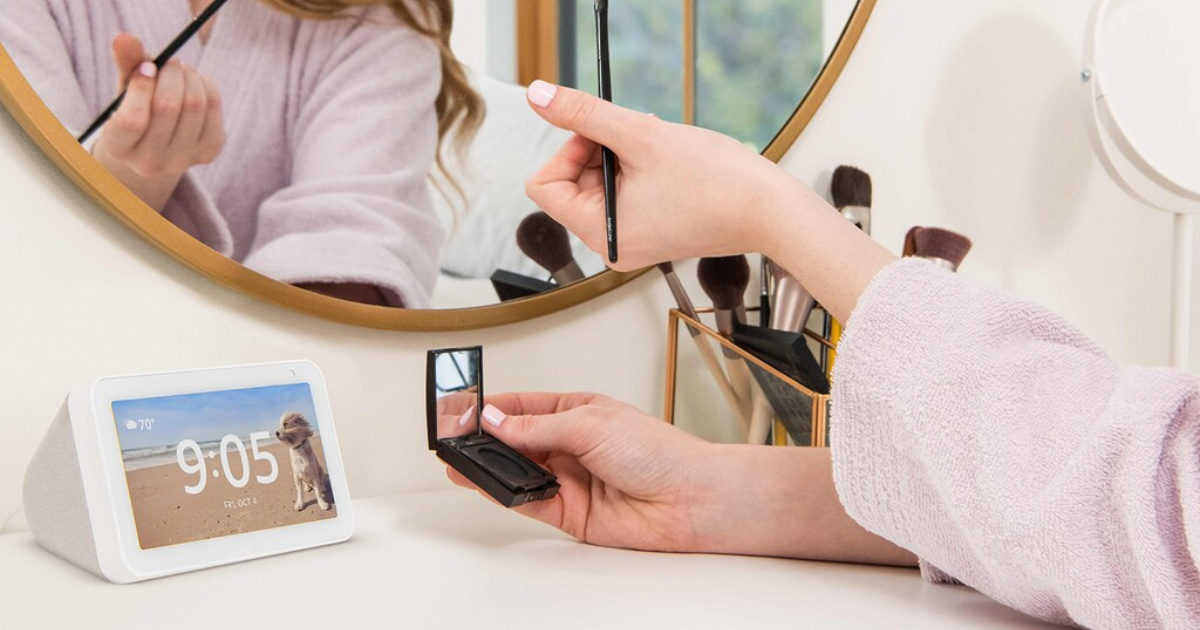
[551,261,586,286]
[733,304,748,326]
[768,273,816,334]
[713,309,741,359]
[921,256,959,272]
[841,206,872,235]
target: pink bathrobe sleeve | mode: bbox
[831,258,1200,629]
[239,7,445,308]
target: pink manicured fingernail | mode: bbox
[458,406,475,427]
[482,405,506,427]
[527,80,558,108]
[138,62,157,78]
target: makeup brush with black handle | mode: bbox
[908,227,973,271]
[658,262,750,431]
[517,212,586,286]
[78,0,233,144]
[697,256,754,422]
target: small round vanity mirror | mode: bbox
[0,0,875,330]
[1082,0,1200,368]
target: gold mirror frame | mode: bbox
[0,0,874,331]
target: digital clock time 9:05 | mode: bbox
[175,432,278,495]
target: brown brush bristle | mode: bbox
[831,165,872,210]
[903,226,921,257]
[697,256,751,311]
[912,227,973,267]
[516,212,575,273]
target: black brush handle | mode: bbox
[595,0,618,263]
[760,256,772,327]
[77,0,233,144]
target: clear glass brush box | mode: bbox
[665,308,834,448]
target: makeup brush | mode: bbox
[697,256,750,339]
[595,0,618,263]
[759,256,772,327]
[829,166,873,379]
[831,165,873,234]
[767,260,816,334]
[658,262,750,431]
[756,260,816,445]
[517,212,585,286]
[910,227,973,271]
[697,256,754,421]
[903,226,921,257]
[77,0,233,144]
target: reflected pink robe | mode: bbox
[1,0,444,306]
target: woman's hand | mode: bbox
[447,392,715,552]
[91,34,226,212]
[445,392,917,566]
[523,81,897,323]
[524,82,798,272]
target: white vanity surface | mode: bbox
[0,490,1057,629]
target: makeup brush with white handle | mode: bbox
[697,256,754,423]
[657,262,750,431]
[517,212,586,285]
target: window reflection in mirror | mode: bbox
[559,0,847,152]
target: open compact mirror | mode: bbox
[426,347,559,507]
[0,0,875,330]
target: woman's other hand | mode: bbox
[447,392,714,552]
[444,391,916,566]
[92,33,226,212]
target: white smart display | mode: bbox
[27,361,354,583]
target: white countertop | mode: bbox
[0,491,1057,630]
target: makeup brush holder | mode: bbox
[665,309,833,447]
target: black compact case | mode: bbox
[426,347,560,508]
[490,269,558,302]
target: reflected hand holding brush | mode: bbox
[89,33,226,213]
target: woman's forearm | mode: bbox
[751,174,897,324]
[696,444,917,566]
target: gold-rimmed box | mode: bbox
[664,308,833,447]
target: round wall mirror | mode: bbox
[0,0,875,330]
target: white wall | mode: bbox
[783,0,1195,370]
[3,0,1197,530]
[448,0,493,74]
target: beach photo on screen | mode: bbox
[111,383,337,550]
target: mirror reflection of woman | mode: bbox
[0,0,482,307]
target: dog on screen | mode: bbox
[275,412,332,511]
